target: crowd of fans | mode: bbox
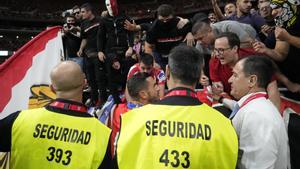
[0,0,219,53]
[61,0,300,168]
[1,0,300,168]
[0,0,231,53]
[0,0,230,21]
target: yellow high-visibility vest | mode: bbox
[117,103,238,169]
[11,107,111,169]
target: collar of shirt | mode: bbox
[155,87,201,106]
[231,13,252,19]
[237,92,268,108]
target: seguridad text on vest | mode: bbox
[145,120,212,140]
[33,123,91,145]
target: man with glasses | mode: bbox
[211,33,281,112]
[70,5,83,52]
[72,5,82,22]
[192,20,258,97]
[71,5,83,36]
[209,32,242,95]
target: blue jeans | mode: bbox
[68,57,83,70]
[153,51,168,71]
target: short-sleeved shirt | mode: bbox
[146,18,191,55]
[80,17,102,54]
[227,12,266,35]
[127,63,166,85]
[211,20,257,43]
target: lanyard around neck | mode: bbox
[165,89,198,99]
[50,101,87,113]
[240,93,268,109]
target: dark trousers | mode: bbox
[105,49,137,103]
[85,57,107,105]
[153,51,168,71]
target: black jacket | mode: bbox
[97,13,134,54]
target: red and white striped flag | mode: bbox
[0,26,64,119]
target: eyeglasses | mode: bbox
[74,11,80,15]
[213,47,232,55]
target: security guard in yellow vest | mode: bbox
[115,46,238,169]
[0,61,111,169]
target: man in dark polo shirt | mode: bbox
[77,3,107,107]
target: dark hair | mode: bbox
[241,56,274,89]
[191,12,209,25]
[72,5,80,11]
[216,32,240,49]
[168,45,204,85]
[140,53,154,66]
[81,3,94,13]
[225,2,235,7]
[157,4,174,17]
[127,72,151,100]
[106,53,120,65]
[191,21,210,35]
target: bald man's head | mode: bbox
[50,61,85,93]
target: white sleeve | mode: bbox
[222,98,236,110]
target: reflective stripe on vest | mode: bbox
[11,108,111,169]
[117,103,238,169]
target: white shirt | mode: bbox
[232,92,290,169]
